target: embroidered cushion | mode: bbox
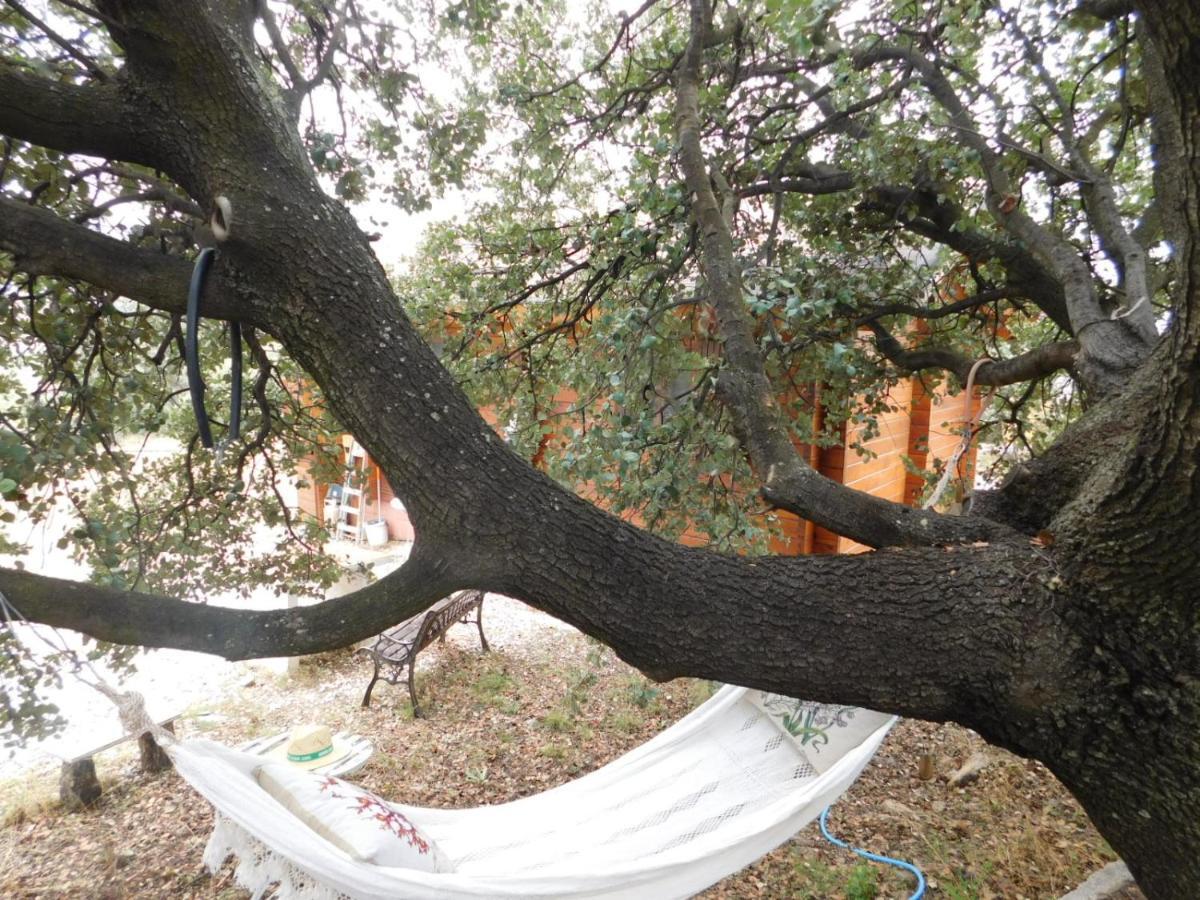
[257,763,451,872]
[749,691,893,774]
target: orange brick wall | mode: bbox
[300,374,981,553]
[834,379,914,554]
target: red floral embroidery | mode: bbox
[317,776,430,854]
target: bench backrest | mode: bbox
[369,590,484,663]
[413,590,484,653]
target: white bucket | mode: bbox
[364,519,389,547]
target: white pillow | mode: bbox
[256,763,451,872]
[749,691,893,774]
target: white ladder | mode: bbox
[336,441,368,543]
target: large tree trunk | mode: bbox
[0,1,1198,896]
[1054,691,1200,898]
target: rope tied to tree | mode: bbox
[922,357,992,511]
[0,589,177,751]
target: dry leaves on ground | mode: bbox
[0,599,1131,899]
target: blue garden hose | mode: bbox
[819,805,926,899]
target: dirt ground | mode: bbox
[0,597,1132,899]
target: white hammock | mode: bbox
[172,686,894,900]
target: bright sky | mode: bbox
[334,0,649,271]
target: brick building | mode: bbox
[297,374,980,555]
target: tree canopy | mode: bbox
[1,1,1198,896]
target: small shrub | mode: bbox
[470,670,517,710]
[465,764,488,784]
[626,676,660,709]
[540,709,573,732]
[792,858,841,899]
[607,710,642,734]
[472,671,513,697]
[845,862,879,900]
[942,864,992,900]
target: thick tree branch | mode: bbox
[854,288,1015,325]
[856,44,1155,394]
[0,64,156,167]
[0,555,453,659]
[1140,25,1189,282]
[737,170,853,197]
[861,183,1074,332]
[0,537,1062,730]
[3,0,110,81]
[258,2,306,96]
[1064,0,1200,564]
[1003,14,1159,342]
[869,322,1079,387]
[0,196,252,323]
[1076,0,1134,19]
[673,1,1008,547]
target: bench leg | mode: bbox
[60,758,102,810]
[361,664,382,708]
[476,605,490,653]
[139,721,175,773]
[408,661,423,718]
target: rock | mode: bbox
[59,758,102,810]
[881,799,917,818]
[138,726,174,773]
[1058,861,1137,900]
[948,750,991,787]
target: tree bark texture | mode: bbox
[0,1,1198,896]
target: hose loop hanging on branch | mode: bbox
[186,240,242,452]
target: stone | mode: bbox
[881,799,917,818]
[138,720,175,773]
[917,753,936,781]
[59,758,102,810]
[948,750,991,787]
[1058,861,1137,900]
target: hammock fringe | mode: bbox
[206,813,351,900]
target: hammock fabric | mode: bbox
[172,686,894,899]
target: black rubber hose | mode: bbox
[186,247,216,449]
[186,248,243,449]
[228,320,242,442]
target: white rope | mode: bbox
[1110,294,1147,321]
[0,589,176,747]
[211,195,233,242]
[923,358,991,511]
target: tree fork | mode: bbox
[0,1,1199,896]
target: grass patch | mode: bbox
[792,858,842,899]
[0,772,59,826]
[844,861,879,900]
[540,709,573,732]
[469,669,520,712]
[606,709,643,734]
[624,675,661,710]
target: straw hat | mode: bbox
[269,725,353,771]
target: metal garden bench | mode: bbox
[357,589,488,715]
